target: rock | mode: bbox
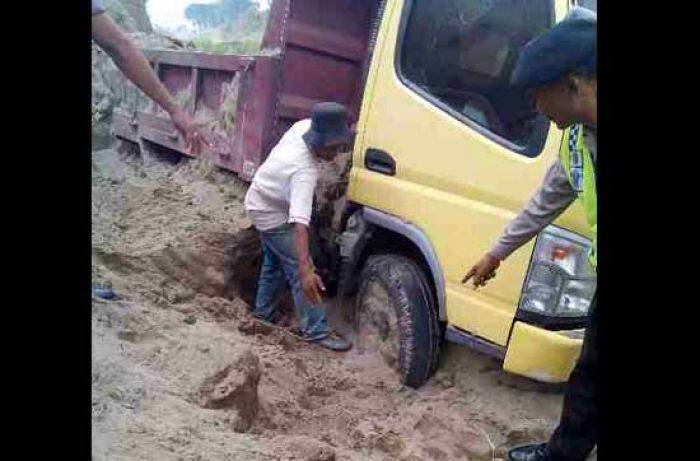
[117,329,139,342]
[308,447,336,461]
[354,389,370,399]
[505,427,546,445]
[433,370,455,389]
[399,455,423,461]
[319,433,335,446]
[183,314,197,325]
[196,295,246,320]
[193,349,262,432]
[372,430,405,456]
[455,437,493,461]
[414,412,494,461]
[422,446,448,460]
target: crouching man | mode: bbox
[244,102,354,351]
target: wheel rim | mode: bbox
[357,279,401,370]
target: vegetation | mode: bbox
[187,2,269,55]
[185,0,255,30]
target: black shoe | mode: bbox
[508,443,551,461]
[290,329,353,352]
[310,331,353,351]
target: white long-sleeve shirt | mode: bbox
[244,119,319,231]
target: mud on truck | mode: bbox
[112,0,597,388]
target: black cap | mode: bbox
[302,102,354,150]
[511,7,596,91]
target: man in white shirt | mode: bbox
[244,102,354,351]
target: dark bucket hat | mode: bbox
[511,7,596,91]
[302,102,355,150]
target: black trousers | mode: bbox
[547,292,598,461]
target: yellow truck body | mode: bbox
[347,0,594,383]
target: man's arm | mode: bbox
[294,223,325,305]
[91,12,203,153]
[288,167,325,305]
[463,159,577,288]
[489,159,577,261]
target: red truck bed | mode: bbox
[112,0,379,181]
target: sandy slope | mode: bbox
[92,146,594,460]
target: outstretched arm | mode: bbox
[92,12,204,153]
[463,159,577,288]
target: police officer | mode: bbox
[462,8,598,461]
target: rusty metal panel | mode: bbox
[110,0,380,180]
[143,49,256,72]
[136,52,281,180]
[130,50,272,178]
[269,0,379,148]
[281,0,377,115]
[111,111,139,143]
[260,0,288,52]
[138,111,183,151]
[236,57,281,180]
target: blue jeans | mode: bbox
[252,223,328,340]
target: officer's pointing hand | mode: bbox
[462,253,501,289]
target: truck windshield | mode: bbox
[399,0,554,153]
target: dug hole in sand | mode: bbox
[92,142,596,460]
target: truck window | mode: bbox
[398,0,554,156]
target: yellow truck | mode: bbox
[115,0,597,388]
[337,0,597,387]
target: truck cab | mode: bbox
[338,0,597,387]
[111,0,597,388]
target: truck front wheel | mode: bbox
[355,254,440,388]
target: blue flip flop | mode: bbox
[92,284,118,300]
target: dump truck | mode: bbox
[112,0,598,388]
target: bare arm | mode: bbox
[294,223,314,274]
[294,223,325,305]
[488,160,577,260]
[463,159,577,288]
[92,13,204,152]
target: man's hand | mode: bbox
[462,253,501,289]
[300,266,325,306]
[169,106,207,156]
[294,223,325,305]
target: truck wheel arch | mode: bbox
[340,206,447,321]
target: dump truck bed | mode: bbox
[112,0,379,181]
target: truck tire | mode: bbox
[356,254,440,388]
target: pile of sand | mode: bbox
[92,146,593,460]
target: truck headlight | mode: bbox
[519,226,596,318]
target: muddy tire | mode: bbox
[356,254,441,388]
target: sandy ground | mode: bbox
[92,145,595,460]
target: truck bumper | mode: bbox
[503,321,584,383]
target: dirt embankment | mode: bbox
[92,146,593,460]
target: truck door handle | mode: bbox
[365,149,396,176]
